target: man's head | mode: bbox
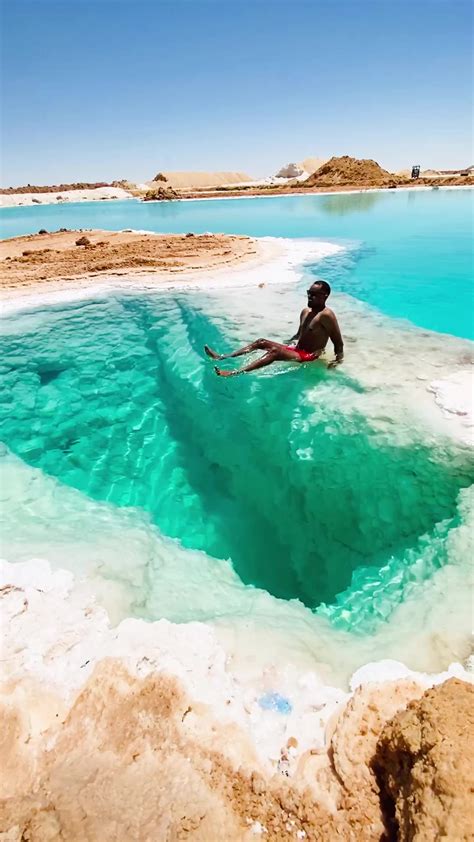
[307,281,331,309]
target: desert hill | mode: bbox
[303,155,397,187]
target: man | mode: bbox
[204,280,344,377]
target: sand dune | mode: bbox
[299,156,328,174]
[149,171,252,190]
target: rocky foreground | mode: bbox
[2,663,472,841]
[1,561,473,842]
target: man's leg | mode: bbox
[205,338,280,360]
[215,346,302,377]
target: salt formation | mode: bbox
[1,560,472,841]
[275,163,307,179]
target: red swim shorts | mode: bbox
[284,346,319,362]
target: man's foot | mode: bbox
[214,366,238,377]
[204,345,221,360]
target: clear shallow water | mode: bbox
[1,284,472,647]
[1,188,473,338]
[0,191,473,674]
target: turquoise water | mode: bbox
[1,287,473,636]
[1,189,473,338]
[0,190,473,661]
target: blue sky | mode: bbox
[1,0,472,185]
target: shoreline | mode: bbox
[0,231,342,313]
[0,181,472,210]
[149,182,474,204]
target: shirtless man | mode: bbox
[204,280,344,377]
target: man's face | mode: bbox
[307,284,326,307]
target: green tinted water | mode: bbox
[1,292,471,631]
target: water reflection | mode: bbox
[319,191,386,216]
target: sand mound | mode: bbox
[303,156,396,187]
[147,171,252,190]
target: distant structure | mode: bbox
[411,165,421,179]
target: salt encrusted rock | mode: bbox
[376,678,474,841]
[2,562,472,840]
[328,679,428,838]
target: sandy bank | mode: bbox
[2,177,472,207]
[0,233,346,318]
[0,229,264,294]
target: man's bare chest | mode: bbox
[302,312,328,336]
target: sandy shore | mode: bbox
[178,178,473,200]
[2,176,472,208]
[0,229,264,293]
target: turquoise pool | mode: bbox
[1,188,473,338]
[0,189,472,674]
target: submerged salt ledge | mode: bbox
[1,444,472,685]
[1,558,471,770]
[1,236,472,713]
[0,234,471,445]
[428,369,473,430]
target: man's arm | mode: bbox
[288,308,310,343]
[322,311,344,366]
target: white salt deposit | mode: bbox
[0,186,133,207]
[428,369,473,443]
[1,558,471,769]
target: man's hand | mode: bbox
[327,355,343,369]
